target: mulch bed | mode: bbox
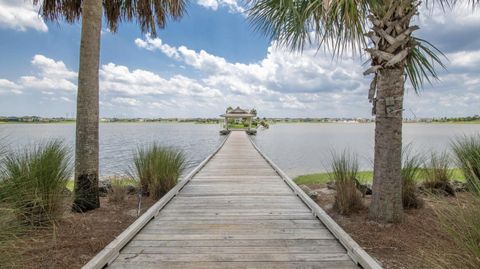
[12,195,155,269]
[311,185,465,269]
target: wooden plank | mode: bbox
[151,219,324,228]
[126,239,344,248]
[132,233,334,241]
[112,253,352,262]
[121,245,346,255]
[109,261,359,269]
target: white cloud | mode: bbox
[100,63,222,98]
[0,78,22,94]
[135,35,367,106]
[133,35,480,118]
[0,0,48,32]
[196,0,244,14]
[135,37,180,60]
[448,50,480,68]
[0,55,77,95]
[19,55,77,92]
[60,96,72,103]
[112,97,140,106]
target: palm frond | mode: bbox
[405,37,447,93]
[248,0,313,51]
[34,0,187,36]
[247,0,369,55]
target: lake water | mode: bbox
[1,123,480,178]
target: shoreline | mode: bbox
[1,121,480,125]
[294,168,466,185]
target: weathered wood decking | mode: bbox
[85,131,381,269]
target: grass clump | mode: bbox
[329,150,363,215]
[422,152,455,196]
[108,177,133,203]
[452,135,480,192]
[430,184,480,269]
[402,147,424,209]
[131,144,186,200]
[0,140,71,226]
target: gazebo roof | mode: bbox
[220,107,255,118]
[229,107,248,114]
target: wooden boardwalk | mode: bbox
[85,131,381,269]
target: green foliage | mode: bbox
[294,171,372,185]
[294,168,464,186]
[401,146,423,209]
[422,151,455,195]
[452,135,480,192]
[0,140,71,226]
[405,37,446,93]
[329,150,363,215]
[431,187,480,269]
[131,144,186,200]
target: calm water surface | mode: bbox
[0,123,223,177]
[2,123,480,178]
[253,123,480,177]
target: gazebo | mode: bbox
[220,107,256,133]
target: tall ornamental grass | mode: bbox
[452,135,480,192]
[329,150,363,215]
[430,182,480,269]
[401,147,423,209]
[422,152,455,196]
[0,140,71,226]
[131,144,185,200]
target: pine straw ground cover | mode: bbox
[3,195,154,269]
[310,185,475,269]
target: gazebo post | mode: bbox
[248,117,252,130]
[225,117,229,130]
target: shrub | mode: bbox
[0,140,71,226]
[131,144,186,200]
[401,147,423,209]
[107,177,131,203]
[422,151,455,196]
[329,150,363,215]
[452,135,480,192]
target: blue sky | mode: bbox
[0,0,479,118]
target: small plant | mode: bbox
[329,150,363,215]
[401,147,423,209]
[107,177,130,203]
[452,135,480,192]
[0,140,71,226]
[131,144,186,200]
[422,151,455,196]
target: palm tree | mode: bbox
[34,0,186,212]
[248,0,479,222]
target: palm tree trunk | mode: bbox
[369,67,404,223]
[72,0,102,212]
